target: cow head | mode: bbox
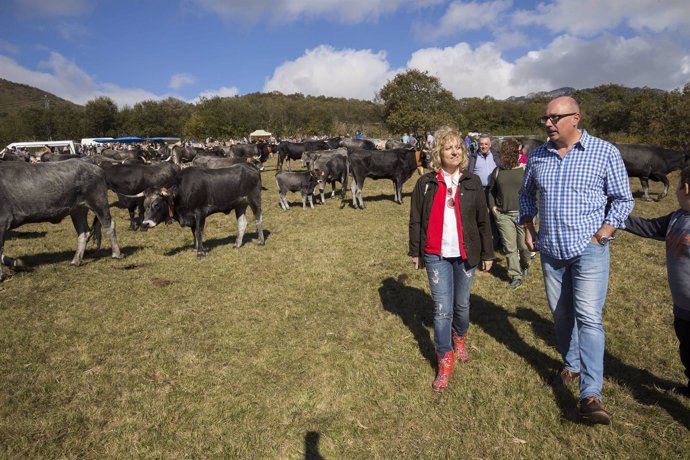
[142,187,176,228]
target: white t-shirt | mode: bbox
[441,169,461,258]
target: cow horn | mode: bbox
[160,187,169,196]
[121,191,145,198]
[685,183,689,196]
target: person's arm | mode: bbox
[408,178,426,268]
[602,146,634,233]
[475,176,495,268]
[518,156,538,250]
[623,213,673,240]
[487,168,498,214]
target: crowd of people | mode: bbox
[408,96,690,427]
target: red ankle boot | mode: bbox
[452,330,468,363]
[432,351,455,392]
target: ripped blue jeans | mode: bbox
[424,253,476,355]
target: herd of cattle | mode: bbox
[0,135,688,279]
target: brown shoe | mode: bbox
[577,396,611,425]
[552,369,580,386]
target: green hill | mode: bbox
[0,78,81,117]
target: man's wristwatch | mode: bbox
[597,235,614,246]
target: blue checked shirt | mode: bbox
[518,130,634,260]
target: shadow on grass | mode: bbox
[304,431,324,460]
[470,296,578,421]
[12,245,142,267]
[164,231,271,256]
[378,277,436,367]
[6,230,48,239]
[514,307,690,429]
[488,260,510,282]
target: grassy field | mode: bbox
[1,160,688,459]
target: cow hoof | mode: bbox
[70,260,82,267]
[197,251,206,258]
[641,196,652,201]
[112,253,123,260]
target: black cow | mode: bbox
[222,143,273,170]
[99,162,180,230]
[275,171,318,210]
[311,151,348,204]
[0,159,121,276]
[101,146,151,164]
[385,140,411,150]
[341,138,376,150]
[615,143,690,200]
[0,151,25,161]
[171,145,202,165]
[40,153,82,162]
[192,155,259,169]
[324,137,342,149]
[348,148,419,208]
[141,163,264,256]
[277,140,330,172]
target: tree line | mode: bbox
[1,71,688,150]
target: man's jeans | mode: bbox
[424,253,476,356]
[541,243,610,400]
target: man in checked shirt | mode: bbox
[518,96,634,425]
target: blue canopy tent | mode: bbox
[94,136,145,143]
[94,136,180,143]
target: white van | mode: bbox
[4,140,77,156]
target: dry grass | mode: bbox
[1,162,688,458]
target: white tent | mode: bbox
[249,129,272,140]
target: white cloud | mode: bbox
[407,33,690,100]
[194,86,239,102]
[512,0,690,36]
[417,0,513,40]
[11,0,90,17]
[189,0,444,24]
[169,73,196,90]
[0,52,162,107]
[512,34,690,92]
[264,45,399,100]
[407,42,535,99]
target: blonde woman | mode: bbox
[408,127,495,392]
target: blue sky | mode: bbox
[1,0,689,107]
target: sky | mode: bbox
[1,0,689,108]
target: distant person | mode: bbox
[468,135,501,189]
[518,142,528,167]
[488,138,531,290]
[409,126,494,392]
[409,134,417,147]
[355,130,365,140]
[468,134,502,253]
[402,133,409,144]
[519,96,633,425]
[426,131,434,147]
[623,166,690,398]
[465,135,471,148]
